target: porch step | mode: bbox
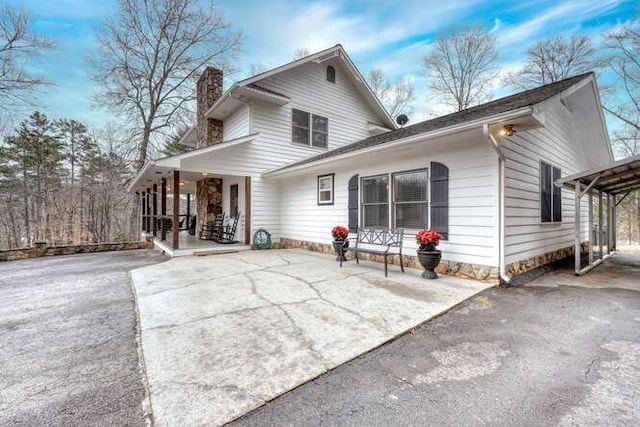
[153,238,252,257]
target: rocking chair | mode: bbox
[199,213,225,241]
[216,212,240,244]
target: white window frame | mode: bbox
[361,169,430,231]
[292,108,328,149]
[317,174,334,205]
[392,168,429,230]
[360,174,390,228]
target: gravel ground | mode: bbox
[0,250,165,426]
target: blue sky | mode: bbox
[6,0,638,129]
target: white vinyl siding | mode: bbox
[277,133,499,267]
[503,85,611,265]
[255,60,383,150]
[223,104,250,141]
[243,60,387,240]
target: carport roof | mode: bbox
[557,153,640,195]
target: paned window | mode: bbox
[318,174,334,205]
[361,175,389,227]
[312,115,328,148]
[393,169,428,229]
[540,161,562,222]
[354,164,448,238]
[292,109,328,149]
[292,109,310,145]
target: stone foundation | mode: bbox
[506,243,589,277]
[0,239,154,262]
[274,237,500,283]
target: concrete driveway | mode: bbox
[131,249,491,426]
[0,250,165,426]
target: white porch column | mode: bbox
[574,182,581,275]
[598,190,603,259]
[588,190,593,265]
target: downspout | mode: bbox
[482,124,510,285]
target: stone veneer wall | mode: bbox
[196,67,224,148]
[274,237,500,283]
[196,178,223,228]
[506,243,589,277]
[0,239,154,262]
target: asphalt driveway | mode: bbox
[131,249,491,426]
[0,250,165,426]
[233,251,640,426]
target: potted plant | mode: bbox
[331,225,349,261]
[416,229,443,279]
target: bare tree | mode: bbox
[423,25,498,112]
[601,18,640,135]
[503,35,597,90]
[249,62,266,76]
[293,48,310,60]
[367,68,415,118]
[0,5,54,108]
[88,0,241,170]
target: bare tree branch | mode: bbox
[602,17,640,155]
[88,0,242,170]
[293,48,310,60]
[503,35,598,90]
[0,5,54,109]
[423,25,498,112]
[367,67,415,118]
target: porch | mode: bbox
[153,230,251,257]
[128,134,258,256]
[132,167,252,256]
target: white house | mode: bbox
[129,44,613,283]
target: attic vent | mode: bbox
[327,65,336,83]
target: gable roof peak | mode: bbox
[232,45,396,129]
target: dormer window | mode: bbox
[326,65,335,83]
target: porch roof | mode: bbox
[556,153,640,195]
[127,133,258,192]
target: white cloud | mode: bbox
[497,0,623,48]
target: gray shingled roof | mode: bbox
[269,72,593,173]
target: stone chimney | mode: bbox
[196,67,224,148]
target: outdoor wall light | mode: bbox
[500,124,516,137]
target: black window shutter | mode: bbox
[430,162,449,240]
[348,174,359,232]
[552,166,562,222]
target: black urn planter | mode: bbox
[333,240,349,261]
[417,249,441,279]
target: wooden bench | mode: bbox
[339,227,405,277]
